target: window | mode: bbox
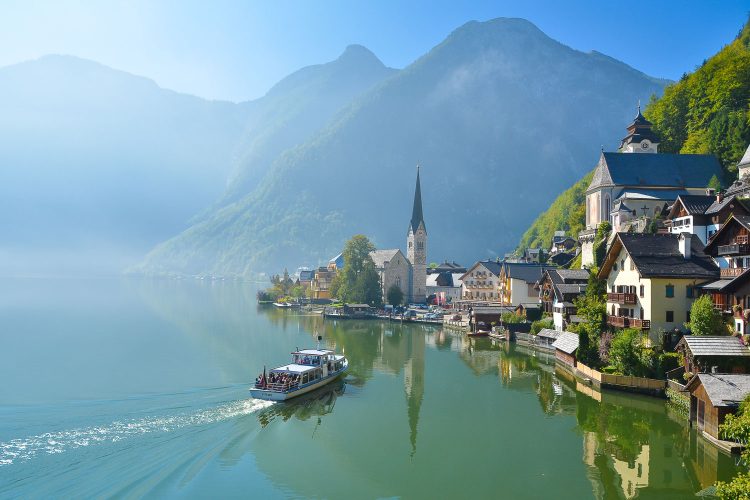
[666,285,674,298]
[630,260,635,271]
[666,310,674,322]
[686,286,693,298]
[640,284,645,298]
[621,259,625,269]
[613,262,618,271]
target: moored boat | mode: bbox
[250,348,348,401]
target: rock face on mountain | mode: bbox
[137,17,667,277]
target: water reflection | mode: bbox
[257,379,345,428]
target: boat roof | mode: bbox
[272,364,317,373]
[292,349,332,356]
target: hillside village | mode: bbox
[265,107,750,465]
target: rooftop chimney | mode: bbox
[717,191,724,203]
[706,188,715,196]
[678,232,691,259]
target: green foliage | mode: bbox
[609,329,643,376]
[531,318,554,334]
[686,294,726,335]
[574,266,606,366]
[708,174,723,192]
[516,171,593,253]
[501,312,524,325]
[717,395,750,499]
[332,235,382,307]
[386,284,404,307]
[646,19,750,175]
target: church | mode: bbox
[370,167,427,304]
[579,108,723,266]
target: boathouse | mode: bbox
[685,373,750,441]
[675,336,750,375]
[537,328,562,350]
[552,331,579,367]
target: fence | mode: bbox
[575,362,666,395]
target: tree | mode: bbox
[708,174,723,192]
[686,295,725,336]
[331,235,383,307]
[386,284,404,307]
[716,395,750,498]
[531,318,554,334]
[609,328,643,376]
[574,267,606,366]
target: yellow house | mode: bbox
[598,232,719,344]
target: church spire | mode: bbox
[410,164,425,233]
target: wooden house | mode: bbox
[685,373,750,440]
[675,336,750,375]
[552,331,579,367]
[537,268,589,331]
[537,328,562,350]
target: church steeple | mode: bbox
[410,165,426,233]
[619,104,660,153]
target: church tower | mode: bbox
[619,105,660,153]
[407,166,427,303]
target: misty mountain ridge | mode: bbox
[135,17,668,277]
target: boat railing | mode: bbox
[263,381,299,392]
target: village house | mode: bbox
[310,256,342,300]
[297,268,315,289]
[426,271,463,305]
[666,192,750,244]
[537,268,589,331]
[701,214,750,334]
[598,232,719,344]
[460,260,502,302]
[580,108,723,266]
[676,336,750,375]
[685,373,750,442]
[550,230,577,255]
[498,261,555,307]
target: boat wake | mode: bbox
[0,398,274,467]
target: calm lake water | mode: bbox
[0,278,742,498]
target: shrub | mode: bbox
[609,329,643,376]
[531,318,554,334]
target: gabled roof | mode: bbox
[739,143,750,169]
[667,195,715,219]
[686,373,750,407]
[299,270,315,281]
[460,260,502,280]
[587,152,723,193]
[599,233,718,280]
[369,249,403,269]
[502,262,556,284]
[677,335,750,357]
[537,328,563,340]
[704,194,750,218]
[556,269,590,282]
[552,332,579,354]
[704,214,750,254]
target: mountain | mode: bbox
[0,55,250,273]
[137,17,667,277]
[516,17,750,257]
[219,45,396,206]
[0,48,394,275]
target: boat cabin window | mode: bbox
[302,373,308,384]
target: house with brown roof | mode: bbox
[598,232,719,344]
[537,268,589,331]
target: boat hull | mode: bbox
[250,363,348,401]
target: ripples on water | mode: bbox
[0,398,274,467]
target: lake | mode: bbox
[0,277,742,498]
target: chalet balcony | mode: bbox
[607,292,637,304]
[607,316,650,329]
[717,243,750,256]
[720,267,746,278]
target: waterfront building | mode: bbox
[537,268,589,331]
[598,233,719,344]
[685,373,750,441]
[552,331,579,367]
[459,260,502,302]
[425,271,463,305]
[675,336,750,375]
[297,269,315,289]
[579,108,723,266]
[310,254,343,299]
[498,261,555,307]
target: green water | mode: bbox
[0,278,741,498]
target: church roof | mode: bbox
[587,152,723,193]
[409,166,426,233]
[620,108,660,148]
[739,143,750,169]
[369,249,402,269]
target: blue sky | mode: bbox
[2,0,749,102]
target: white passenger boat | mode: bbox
[250,348,348,401]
